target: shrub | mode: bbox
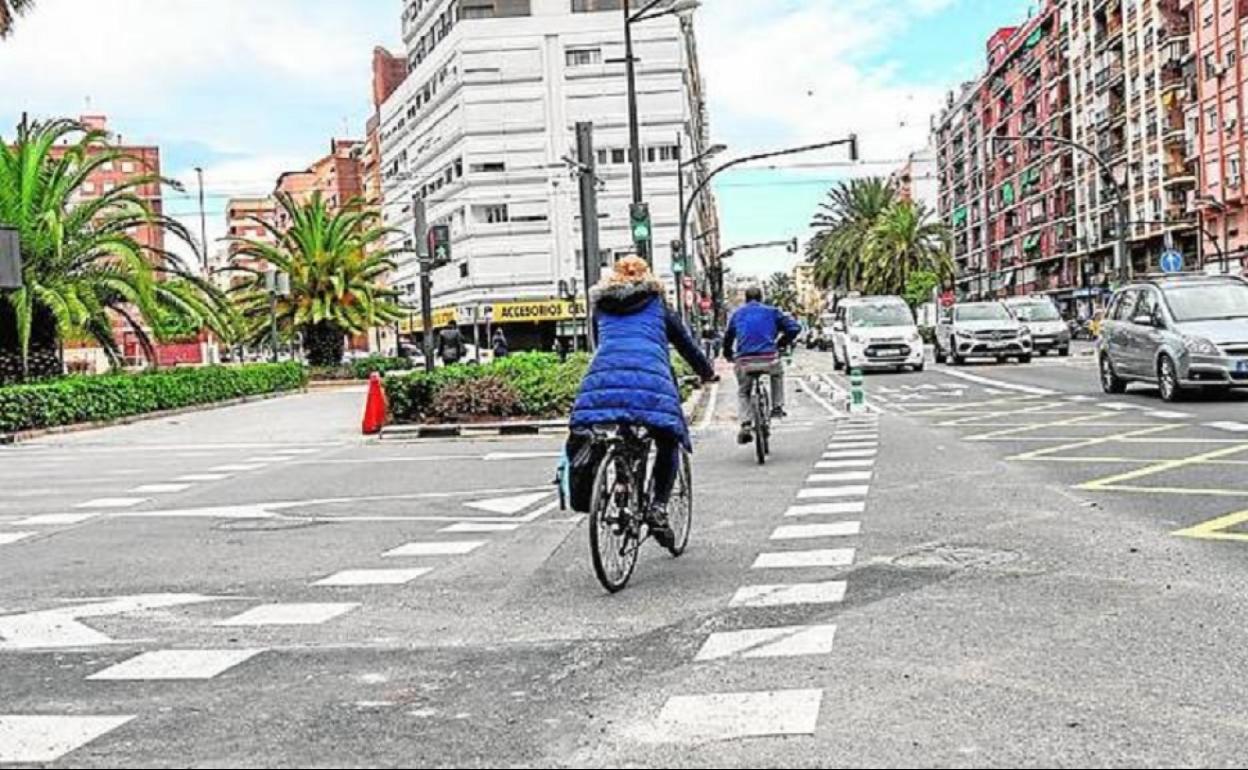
[307,356,413,382]
[431,376,520,421]
[0,362,306,434]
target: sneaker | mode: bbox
[737,425,754,445]
[648,503,675,549]
[770,406,787,419]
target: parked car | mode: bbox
[935,301,1033,365]
[830,295,925,372]
[1097,274,1248,401]
[1003,296,1071,356]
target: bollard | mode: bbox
[848,368,866,413]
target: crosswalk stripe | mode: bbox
[822,449,877,459]
[75,497,147,509]
[654,690,823,741]
[695,624,837,661]
[87,649,265,680]
[770,522,860,540]
[0,532,35,546]
[730,580,847,607]
[814,459,874,470]
[798,485,869,499]
[16,513,97,526]
[438,522,522,533]
[313,568,433,586]
[215,603,358,626]
[785,502,865,517]
[384,541,485,557]
[131,483,192,494]
[752,548,856,569]
[807,471,872,484]
[0,715,135,763]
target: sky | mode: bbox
[0,0,1040,278]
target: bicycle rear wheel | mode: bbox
[666,448,693,556]
[589,452,639,593]
[753,384,768,465]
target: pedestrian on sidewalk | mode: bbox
[436,321,466,366]
[492,328,509,359]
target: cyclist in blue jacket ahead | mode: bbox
[723,286,802,445]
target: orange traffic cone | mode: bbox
[362,372,388,435]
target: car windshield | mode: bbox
[1164,282,1248,322]
[847,303,913,328]
[1010,303,1061,322]
[955,304,1011,322]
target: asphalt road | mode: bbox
[3,351,1248,768]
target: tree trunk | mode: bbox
[303,321,344,367]
[0,301,62,383]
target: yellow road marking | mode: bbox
[1007,424,1178,461]
[967,411,1122,442]
[1079,442,1248,493]
[1174,510,1248,542]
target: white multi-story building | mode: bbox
[380,0,717,350]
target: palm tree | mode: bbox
[860,200,953,296]
[0,0,34,38]
[765,272,799,315]
[227,192,403,366]
[808,177,896,292]
[0,118,228,379]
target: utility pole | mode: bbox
[413,196,435,373]
[575,122,601,350]
[194,167,208,274]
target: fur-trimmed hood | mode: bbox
[590,279,665,316]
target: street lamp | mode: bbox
[675,140,727,323]
[1197,194,1230,274]
[623,0,701,263]
[265,270,290,363]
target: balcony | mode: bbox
[1094,63,1125,89]
[1163,161,1197,187]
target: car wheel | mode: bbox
[1018,354,1032,364]
[950,348,964,366]
[1158,355,1185,402]
[913,361,925,373]
[1099,353,1127,394]
[1059,347,1070,357]
[934,343,946,364]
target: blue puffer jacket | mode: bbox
[570,282,714,449]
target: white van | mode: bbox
[831,296,925,372]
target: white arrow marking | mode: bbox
[0,594,224,650]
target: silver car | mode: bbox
[1003,296,1071,356]
[935,301,1034,365]
[1098,275,1248,401]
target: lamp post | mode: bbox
[265,270,290,363]
[1197,194,1230,274]
[675,139,726,324]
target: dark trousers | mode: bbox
[652,430,681,506]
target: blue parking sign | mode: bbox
[1160,249,1183,274]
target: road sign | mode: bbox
[1160,249,1183,274]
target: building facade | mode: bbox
[892,144,939,214]
[1183,0,1247,272]
[379,0,716,350]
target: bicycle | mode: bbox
[748,371,773,465]
[587,423,693,593]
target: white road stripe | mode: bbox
[438,522,522,533]
[130,483,192,494]
[216,603,358,626]
[696,382,720,431]
[937,368,1057,395]
[1207,421,1248,433]
[483,452,562,461]
[16,513,96,526]
[797,485,870,499]
[209,464,266,472]
[730,580,847,607]
[807,471,873,484]
[825,441,877,449]
[814,459,875,469]
[0,532,35,545]
[384,541,486,557]
[75,497,147,509]
[785,502,866,517]
[246,455,295,463]
[770,522,861,540]
[176,474,230,482]
[463,492,551,515]
[1147,410,1193,419]
[313,568,432,586]
[822,449,877,459]
[653,690,823,742]
[0,715,135,763]
[752,548,856,569]
[87,649,264,680]
[695,625,837,661]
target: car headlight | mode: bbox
[1184,337,1219,355]
[907,331,922,344]
[1018,325,1032,337]
[849,333,864,344]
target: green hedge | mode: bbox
[308,356,413,382]
[0,363,307,434]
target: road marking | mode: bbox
[785,501,866,517]
[88,649,265,680]
[799,377,841,415]
[314,568,433,586]
[246,455,295,463]
[75,497,147,509]
[463,492,551,515]
[936,368,1057,396]
[1145,410,1192,420]
[216,603,358,626]
[696,382,720,431]
[1207,421,1248,433]
[1079,443,1248,494]
[482,451,562,461]
[1098,402,1147,411]
[695,625,837,661]
[771,522,861,540]
[813,456,873,469]
[730,580,847,607]
[1065,395,1097,402]
[652,690,822,742]
[16,513,96,526]
[1008,424,1178,462]
[822,449,877,459]
[752,548,856,569]
[0,532,35,545]
[798,485,870,500]
[0,715,135,763]
[0,594,224,650]
[210,464,266,472]
[176,474,230,482]
[967,411,1117,442]
[807,471,873,484]
[825,441,877,449]
[384,540,486,557]
[130,483,192,494]
[273,448,324,455]
[438,522,522,533]
[1173,510,1248,542]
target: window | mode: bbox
[565,47,601,67]
[120,161,135,173]
[611,148,626,164]
[1205,52,1218,79]
[1112,290,1139,321]
[470,161,505,173]
[572,0,623,10]
[483,204,509,224]
[596,149,608,166]
[1134,290,1158,324]
[1207,107,1219,133]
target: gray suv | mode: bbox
[1098,275,1248,401]
[935,301,1033,365]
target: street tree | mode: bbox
[861,200,953,296]
[0,0,33,37]
[765,272,799,315]
[808,177,896,292]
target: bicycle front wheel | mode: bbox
[588,452,639,593]
[666,448,693,556]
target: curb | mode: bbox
[0,388,307,446]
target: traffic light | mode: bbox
[671,240,685,275]
[786,238,799,254]
[427,224,451,267]
[848,133,859,162]
[630,202,652,255]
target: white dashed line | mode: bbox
[0,532,35,545]
[438,522,522,533]
[730,580,848,607]
[814,459,875,469]
[695,625,837,661]
[770,522,861,540]
[75,497,147,509]
[87,649,265,680]
[821,449,877,459]
[1207,421,1248,433]
[797,485,869,500]
[16,513,96,526]
[216,603,358,626]
[209,464,266,472]
[806,471,873,484]
[785,501,866,517]
[130,483,192,494]
[0,715,135,764]
[313,568,433,586]
[384,541,486,557]
[653,690,823,742]
[752,548,856,569]
[176,474,230,482]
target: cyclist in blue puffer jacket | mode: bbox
[570,256,716,547]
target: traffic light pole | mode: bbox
[413,196,435,374]
[575,122,601,351]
